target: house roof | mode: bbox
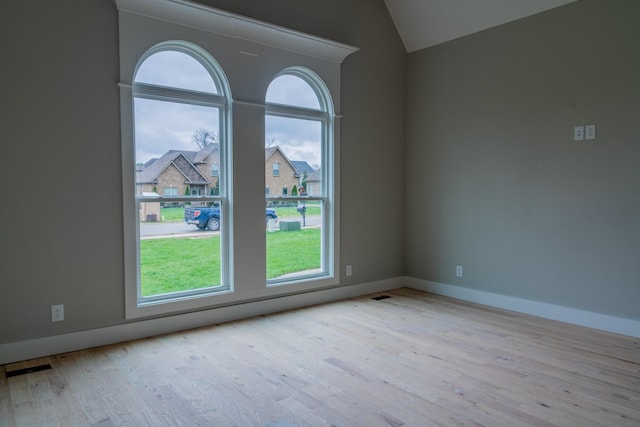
[291,160,315,177]
[138,144,301,186]
[265,145,300,176]
[264,145,278,160]
[192,143,219,163]
[136,150,210,185]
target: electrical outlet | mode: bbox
[346,265,353,277]
[574,126,585,141]
[456,266,463,278]
[51,304,64,322]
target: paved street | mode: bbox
[139,215,320,239]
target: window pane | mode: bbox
[139,202,223,297]
[135,97,223,299]
[266,75,320,110]
[135,50,218,94]
[266,116,322,174]
[266,114,323,282]
[266,201,323,280]
[134,98,219,167]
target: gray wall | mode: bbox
[405,0,640,320]
[0,0,406,344]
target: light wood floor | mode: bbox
[1,288,639,426]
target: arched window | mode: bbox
[265,67,334,284]
[132,41,231,305]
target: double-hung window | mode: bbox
[125,41,232,317]
[117,0,356,318]
[265,68,335,285]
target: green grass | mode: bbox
[159,207,185,222]
[140,236,221,296]
[266,228,321,278]
[274,205,321,217]
[140,228,321,296]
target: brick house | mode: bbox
[136,144,220,198]
[137,144,315,201]
[264,145,300,196]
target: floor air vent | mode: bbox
[6,364,52,378]
[372,295,391,300]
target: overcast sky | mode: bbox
[134,52,322,169]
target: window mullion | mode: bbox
[265,103,327,121]
[134,83,226,108]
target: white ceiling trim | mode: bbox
[115,0,359,63]
[384,0,579,52]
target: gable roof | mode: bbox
[138,144,302,186]
[192,143,219,163]
[291,160,315,177]
[136,150,209,185]
[265,145,300,176]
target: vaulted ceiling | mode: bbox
[383,0,578,52]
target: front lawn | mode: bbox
[159,206,185,222]
[140,228,321,296]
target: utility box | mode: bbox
[279,221,301,231]
[267,218,276,232]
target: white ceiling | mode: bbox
[383,0,578,52]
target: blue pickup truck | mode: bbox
[184,206,278,231]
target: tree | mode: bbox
[291,185,298,196]
[193,128,216,149]
[184,185,191,196]
[210,180,219,196]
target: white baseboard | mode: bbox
[404,277,640,338]
[0,278,402,365]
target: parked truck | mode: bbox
[184,205,278,231]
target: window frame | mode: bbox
[116,0,356,319]
[265,67,335,286]
[123,40,233,318]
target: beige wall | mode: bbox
[405,0,640,319]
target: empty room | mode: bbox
[1,0,638,425]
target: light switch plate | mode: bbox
[585,124,596,140]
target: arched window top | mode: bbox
[134,42,229,98]
[267,74,319,110]
[266,67,332,114]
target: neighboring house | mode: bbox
[304,168,322,196]
[265,145,300,196]
[136,144,220,198]
[290,160,315,178]
[137,143,309,203]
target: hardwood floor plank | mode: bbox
[2,288,639,426]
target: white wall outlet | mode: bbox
[585,124,596,140]
[346,265,353,277]
[456,265,463,278]
[573,125,585,141]
[51,304,64,322]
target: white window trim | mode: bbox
[114,0,358,64]
[122,40,233,319]
[265,67,335,286]
[116,0,357,320]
